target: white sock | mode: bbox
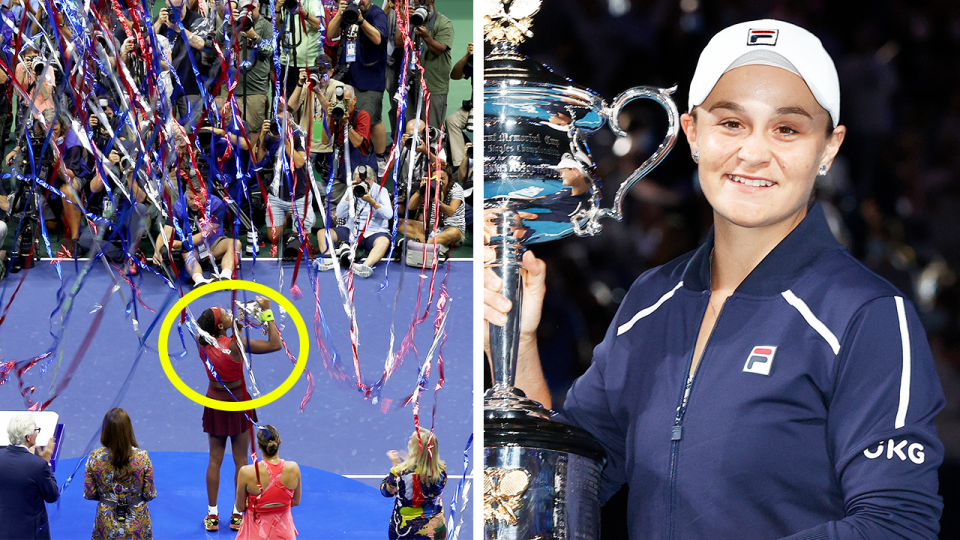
[208,505,218,516]
[192,273,207,284]
[220,268,232,279]
[233,505,241,515]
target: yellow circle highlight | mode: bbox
[157,279,309,411]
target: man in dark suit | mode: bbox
[0,413,59,540]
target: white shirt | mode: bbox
[336,183,393,241]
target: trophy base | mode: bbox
[484,413,606,540]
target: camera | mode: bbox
[120,155,134,170]
[335,241,353,269]
[30,56,45,76]
[236,0,256,32]
[352,166,369,198]
[6,178,41,274]
[340,0,362,26]
[330,86,347,121]
[410,5,429,26]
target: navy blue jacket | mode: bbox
[0,445,59,540]
[560,203,944,539]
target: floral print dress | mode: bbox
[84,447,157,540]
[381,468,447,539]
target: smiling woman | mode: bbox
[485,18,946,539]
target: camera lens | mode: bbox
[410,6,429,26]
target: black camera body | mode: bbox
[340,0,362,26]
[236,0,256,32]
[6,178,40,274]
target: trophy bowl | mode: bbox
[483,19,679,539]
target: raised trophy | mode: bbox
[235,299,270,334]
[483,0,680,536]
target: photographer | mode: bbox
[13,44,55,122]
[444,42,471,169]
[195,113,261,256]
[289,55,344,196]
[314,164,391,278]
[77,149,149,274]
[253,113,315,255]
[151,179,241,286]
[385,118,443,207]
[331,84,378,181]
[5,112,90,255]
[220,0,273,144]
[398,166,463,251]
[327,0,389,162]
[275,0,323,99]
[152,0,212,120]
[395,0,452,131]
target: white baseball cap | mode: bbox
[549,153,587,173]
[688,19,840,127]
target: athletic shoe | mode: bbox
[315,258,335,271]
[204,514,219,531]
[352,262,373,278]
[230,513,243,531]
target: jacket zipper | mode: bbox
[667,295,726,540]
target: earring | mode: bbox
[818,165,827,176]
[691,151,700,164]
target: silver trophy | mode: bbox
[483,0,679,537]
[234,300,269,334]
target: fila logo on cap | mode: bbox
[747,28,779,46]
[743,346,777,376]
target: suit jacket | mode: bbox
[0,445,59,540]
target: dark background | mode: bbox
[486,0,960,536]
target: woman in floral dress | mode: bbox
[381,428,447,539]
[84,408,157,540]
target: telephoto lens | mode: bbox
[341,0,362,25]
[410,5,429,26]
[353,181,368,198]
[335,242,352,268]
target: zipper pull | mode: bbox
[671,426,682,441]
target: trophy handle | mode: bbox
[573,86,679,234]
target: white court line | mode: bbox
[345,474,473,479]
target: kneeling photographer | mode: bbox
[77,149,149,274]
[314,164,391,278]
[398,166,463,254]
[151,177,241,286]
[386,118,443,212]
[5,111,88,257]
